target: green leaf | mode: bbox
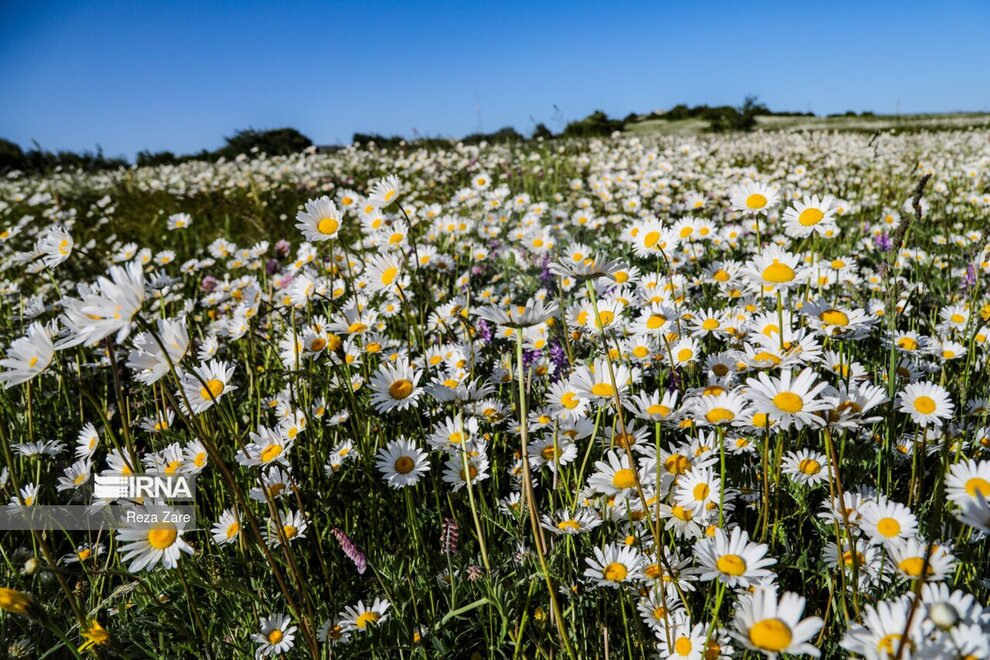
[440,598,490,625]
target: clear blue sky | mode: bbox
[2,0,988,159]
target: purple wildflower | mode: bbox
[330,528,367,575]
[200,275,218,293]
[522,349,542,370]
[874,233,893,252]
[441,518,459,555]
[476,319,492,344]
[962,263,977,291]
[548,341,568,379]
[539,254,554,289]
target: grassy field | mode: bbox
[0,128,989,658]
[625,112,990,135]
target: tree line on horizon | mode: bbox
[0,98,869,175]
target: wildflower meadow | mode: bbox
[2,128,990,658]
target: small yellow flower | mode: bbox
[0,587,39,619]
[79,620,110,652]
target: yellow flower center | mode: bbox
[200,379,224,400]
[798,458,821,475]
[798,207,824,226]
[675,637,693,655]
[876,517,901,538]
[841,550,865,567]
[603,562,628,582]
[389,379,414,399]
[147,524,178,550]
[897,337,918,350]
[267,628,284,643]
[820,309,849,326]
[748,618,793,652]
[613,432,635,448]
[381,266,399,285]
[706,407,735,424]
[877,634,910,655]
[913,396,936,414]
[762,260,795,284]
[898,556,932,578]
[355,611,380,630]
[611,468,637,489]
[716,554,746,576]
[643,231,661,248]
[591,383,614,397]
[745,193,767,209]
[693,483,710,501]
[665,454,691,475]
[317,217,339,235]
[641,317,666,335]
[394,456,415,474]
[965,477,990,497]
[647,404,671,417]
[773,392,804,414]
[260,444,283,463]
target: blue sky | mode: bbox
[2,0,988,159]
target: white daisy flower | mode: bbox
[295,195,342,241]
[897,381,954,427]
[731,587,823,657]
[253,613,296,658]
[583,542,643,589]
[695,526,776,588]
[375,438,430,488]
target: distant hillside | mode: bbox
[625,112,990,136]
